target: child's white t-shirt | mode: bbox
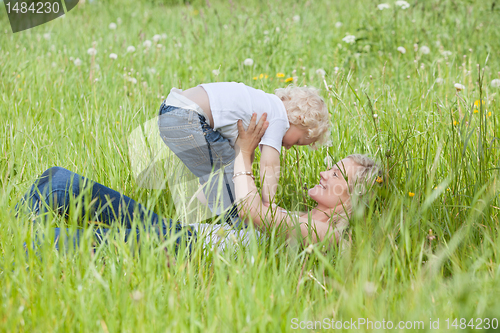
[199,82,290,153]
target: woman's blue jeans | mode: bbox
[17,167,193,251]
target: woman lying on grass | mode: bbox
[16,113,380,252]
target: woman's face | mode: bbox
[308,157,361,209]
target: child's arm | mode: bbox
[259,145,281,205]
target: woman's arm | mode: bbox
[233,114,343,245]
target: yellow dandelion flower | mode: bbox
[253,76,258,80]
[474,109,479,113]
[488,111,491,117]
[18,88,21,91]
[408,192,415,197]
[265,74,268,79]
[285,77,294,83]
[473,99,485,108]
[17,74,20,78]
[259,73,264,79]
[276,72,285,78]
[453,120,458,126]
[375,176,383,183]
[446,188,450,191]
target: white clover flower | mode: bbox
[161,33,167,39]
[342,35,356,44]
[420,45,430,54]
[454,83,465,91]
[395,0,410,9]
[157,44,163,49]
[316,68,326,76]
[143,40,152,48]
[413,43,419,52]
[373,113,378,118]
[263,30,269,35]
[74,58,82,66]
[305,244,314,254]
[275,27,280,33]
[491,79,500,88]
[117,17,122,24]
[87,47,97,56]
[127,46,136,53]
[293,15,300,22]
[128,77,137,84]
[109,53,118,60]
[334,66,339,73]
[335,22,343,28]
[377,3,390,10]
[43,33,51,40]
[152,34,161,42]
[441,50,452,57]
[212,69,220,76]
[397,46,406,54]
[435,78,443,84]
[243,58,254,66]
[109,23,117,30]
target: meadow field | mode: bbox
[1,0,500,331]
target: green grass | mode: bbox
[1,0,500,331]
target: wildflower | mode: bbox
[454,83,465,91]
[243,58,254,66]
[157,44,163,49]
[109,53,118,60]
[285,77,294,83]
[152,34,161,42]
[128,77,137,84]
[117,17,122,24]
[131,290,143,301]
[441,50,452,57]
[408,192,415,197]
[161,33,167,39]
[488,112,491,117]
[276,27,280,33]
[316,68,326,76]
[397,46,406,54]
[143,40,152,48]
[335,22,343,28]
[334,66,339,73]
[305,244,314,254]
[435,78,443,84]
[109,22,117,30]
[276,72,285,78]
[293,15,300,22]
[376,176,383,183]
[373,113,378,118]
[253,76,258,80]
[420,45,430,54]
[491,79,500,88]
[474,99,485,109]
[427,229,436,241]
[453,120,458,126]
[342,35,356,44]
[377,3,390,10]
[259,73,264,79]
[74,58,82,66]
[127,46,136,53]
[87,47,97,56]
[43,33,50,40]
[212,69,220,76]
[395,0,410,9]
[364,282,376,296]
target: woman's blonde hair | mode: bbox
[274,86,330,148]
[330,154,382,234]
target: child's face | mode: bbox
[282,124,316,150]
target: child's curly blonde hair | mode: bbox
[274,86,330,149]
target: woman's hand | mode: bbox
[235,113,269,158]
